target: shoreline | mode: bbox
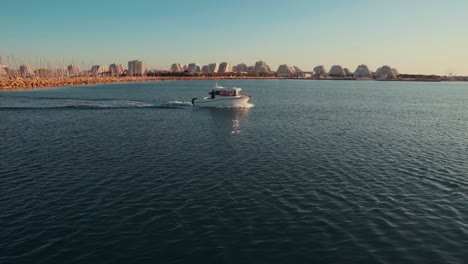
[0,76,283,91]
[0,76,465,91]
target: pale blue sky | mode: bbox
[1,0,467,75]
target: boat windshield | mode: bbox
[216,90,235,96]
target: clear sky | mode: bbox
[1,0,467,75]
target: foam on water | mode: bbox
[158,101,194,108]
[0,98,191,110]
[192,102,255,109]
[0,101,255,110]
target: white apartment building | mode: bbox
[208,63,220,73]
[354,64,373,78]
[19,65,34,77]
[254,60,271,74]
[109,63,124,76]
[67,65,80,77]
[170,63,184,73]
[0,64,8,76]
[329,65,346,77]
[218,62,233,73]
[276,64,296,77]
[128,60,147,76]
[313,65,328,77]
[235,63,248,73]
[187,63,201,73]
[90,65,109,76]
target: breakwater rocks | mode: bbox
[0,76,280,90]
[0,77,161,90]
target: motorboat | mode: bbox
[191,82,251,108]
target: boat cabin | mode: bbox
[209,87,241,98]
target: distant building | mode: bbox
[375,65,398,79]
[329,65,346,77]
[276,64,296,77]
[208,63,220,73]
[235,63,248,73]
[218,62,233,73]
[52,68,67,78]
[293,66,303,73]
[19,65,34,77]
[201,65,210,73]
[343,68,353,77]
[128,60,146,76]
[90,65,109,76]
[34,68,51,78]
[170,63,184,73]
[254,60,271,73]
[0,64,8,77]
[187,63,201,73]
[67,65,80,77]
[109,63,124,76]
[313,65,328,77]
[354,64,373,78]
[146,69,165,76]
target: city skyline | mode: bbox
[2,0,468,75]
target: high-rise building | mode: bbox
[329,65,346,77]
[375,65,398,79]
[19,65,34,77]
[187,63,201,73]
[109,64,124,76]
[201,65,210,73]
[218,62,233,73]
[34,68,51,78]
[276,64,296,77]
[208,63,220,73]
[0,64,8,77]
[91,65,109,76]
[313,65,328,77]
[343,68,353,76]
[128,60,147,76]
[354,64,373,78]
[235,63,248,73]
[170,63,184,73]
[254,60,271,73]
[293,66,303,73]
[67,65,80,77]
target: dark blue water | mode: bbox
[1,80,467,263]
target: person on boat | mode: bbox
[209,89,215,99]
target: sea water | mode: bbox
[0,80,467,263]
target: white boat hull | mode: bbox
[192,96,251,108]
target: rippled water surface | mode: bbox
[1,80,467,263]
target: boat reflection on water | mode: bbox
[206,108,251,135]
